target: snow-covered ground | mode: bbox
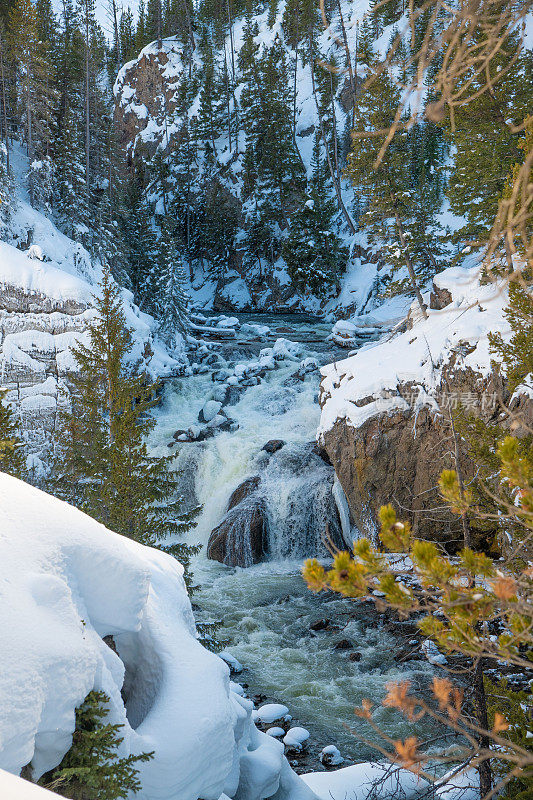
[0,473,469,800]
[318,261,515,439]
[0,146,181,464]
[0,473,319,800]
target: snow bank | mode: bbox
[0,769,60,799]
[302,763,428,800]
[319,264,511,438]
[0,474,318,800]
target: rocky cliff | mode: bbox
[318,264,532,550]
[0,191,179,468]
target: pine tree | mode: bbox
[444,25,533,245]
[346,71,444,313]
[489,280,533,394]
[0,139,15,236]
[8,0,56,203]
[54,270,198,562]
[157,220,190,346]
[121,178,159,307]
[0,387,26,477]
[55,106,89,237]
[39,691,153,799]
[283,131,347,294]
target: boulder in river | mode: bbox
[199,400,223,423]
[262,439,285,454]
[207,476,267,566]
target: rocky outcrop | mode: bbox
[321,367,509,548]
[207,476,268,566]
[318,265,533,551]
[0,297,92,458]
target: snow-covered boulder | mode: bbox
[0,474,318,800]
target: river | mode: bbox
[151,313,444,768]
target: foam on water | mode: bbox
[152,316,444,764]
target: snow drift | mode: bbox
[0,474,317,800]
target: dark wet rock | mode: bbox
[212,368,233,382]
[203,352,220,365]
[348,651,362,662]
[173,429,188,440]
[262,439,286,454]
[226,385,245,406]
[334,639,353,651]
[309,619,331,632]
[430,282,453,310]
[228,476,261,506]
[309,443,332,466]
[207,476,267,566]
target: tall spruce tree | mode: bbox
[157,219,190,346]
[54,270,197,564]
[284,131,347,294]
[0,387,26,477]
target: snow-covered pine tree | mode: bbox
[0,140,15,237]
[0,387,26,478]
[346,69,442,313]
[53,269,198,565]
[8,0,56,205]
[445,23,533,247]
[284,131,347,294]
[157,218,190,346]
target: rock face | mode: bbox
[113,44,332,314]
[320,364,527,550]
[0,291,92,459]
[207,476,267,567]
[207,442,346,567]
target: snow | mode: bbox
[436,768,479,800]
[319,745,344,767]
[319,264,512,438]
[253,704,290,725]
[0,474,319,800]
[302,763,428,800]
[283,727,310,750]
[266,728,285,738]
[421,639,448,666]
[0,769,59,799]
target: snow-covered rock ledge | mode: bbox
[318,264,532,547]
[0,178,180,463]
[0,474,321,800]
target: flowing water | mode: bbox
[152,314,446,765]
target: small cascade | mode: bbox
[260,443,343,561]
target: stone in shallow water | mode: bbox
[262,439,286,454]
[199,399,223,422]
[334,639,353,651]
[283,727,310,751]
[206,476,267,566]
[319,745,344,768]
[253,703,289,725]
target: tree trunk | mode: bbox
[473,658,493,798]
[336,0,356,129]
[309,33,356,235]
[389,192,428,318]
[85,1,90,200]
[446,388,492,799]
[223,46,232,152]
[156,0,162,48]
[0,28,9,172]
[181,0,195,75]
[226,0,235,83]
[329,71,341,182]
